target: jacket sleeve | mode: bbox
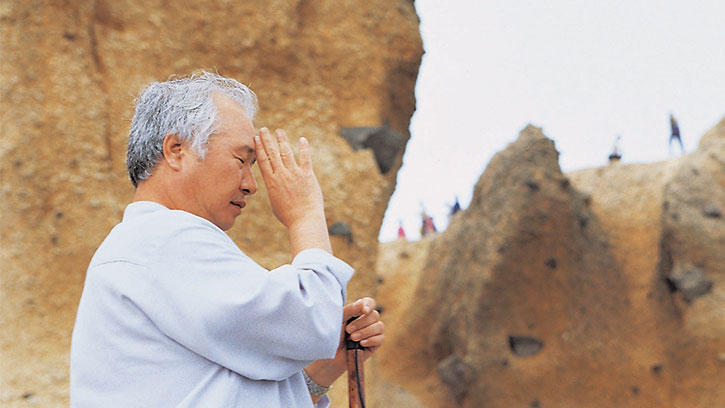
[123,223,354,381]
[314,394,331,408]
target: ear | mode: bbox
[162,133,184,171]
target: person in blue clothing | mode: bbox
[70,71,384,407]
[669,113,684,155]
[450,197,462,216]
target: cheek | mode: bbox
[225,165,244,189]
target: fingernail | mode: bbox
[351,333,361,341]
[363,305,371,314]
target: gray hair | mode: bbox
[126,71,258,187]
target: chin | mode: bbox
[221,218,238,232]
[210,218,234,232]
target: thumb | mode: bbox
[343,298,374,323]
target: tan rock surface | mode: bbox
[568,118,725,408]
[375,121,724,407]
[0,1,422,406]
[3,1,722,406]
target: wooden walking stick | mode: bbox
[346,318,366,408]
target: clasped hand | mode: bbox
[303,297,385,394]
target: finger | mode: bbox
[357,297,376,314]
[359,334,385,349]
[254,131,273,176]
[346,309,381,334]
[298,137,312,171]
[275,129,297,169]
[343,297,376,323]
[259,127,281,172]
[349,321,384,342]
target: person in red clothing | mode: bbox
[397,220,407,240]
[421,211,437,237]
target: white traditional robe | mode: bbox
[70,201,353,407]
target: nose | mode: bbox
[241,165,257,196]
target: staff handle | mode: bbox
[346,318,366,408]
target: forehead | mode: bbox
[212,92,256,150]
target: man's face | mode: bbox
[180,94,258,231]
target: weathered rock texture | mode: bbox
[0,1,422,406]
[375,120,724,407]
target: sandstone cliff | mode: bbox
[0,1,422,406]
[375,119,724,407]
[3,1,723,407]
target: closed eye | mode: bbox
[239,157,257,166]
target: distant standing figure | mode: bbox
[397,220,406,240]
[421,212,437,237]
[450,197,462,216]
[669,114,684,155]
[608,135,622,163]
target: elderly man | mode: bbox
[70,72,383,407]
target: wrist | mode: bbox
[288,212,332,255]
[287,209,326,231]
[304,359,346,389]
[302,368,333,398]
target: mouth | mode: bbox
[230,200,246,210]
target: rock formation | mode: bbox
[3,1,723,406]
[569,117,725,408]
[0,1,422,406]
[375,119,724,407]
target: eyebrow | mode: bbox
[235,145,257,162]
[235,145,255,155]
